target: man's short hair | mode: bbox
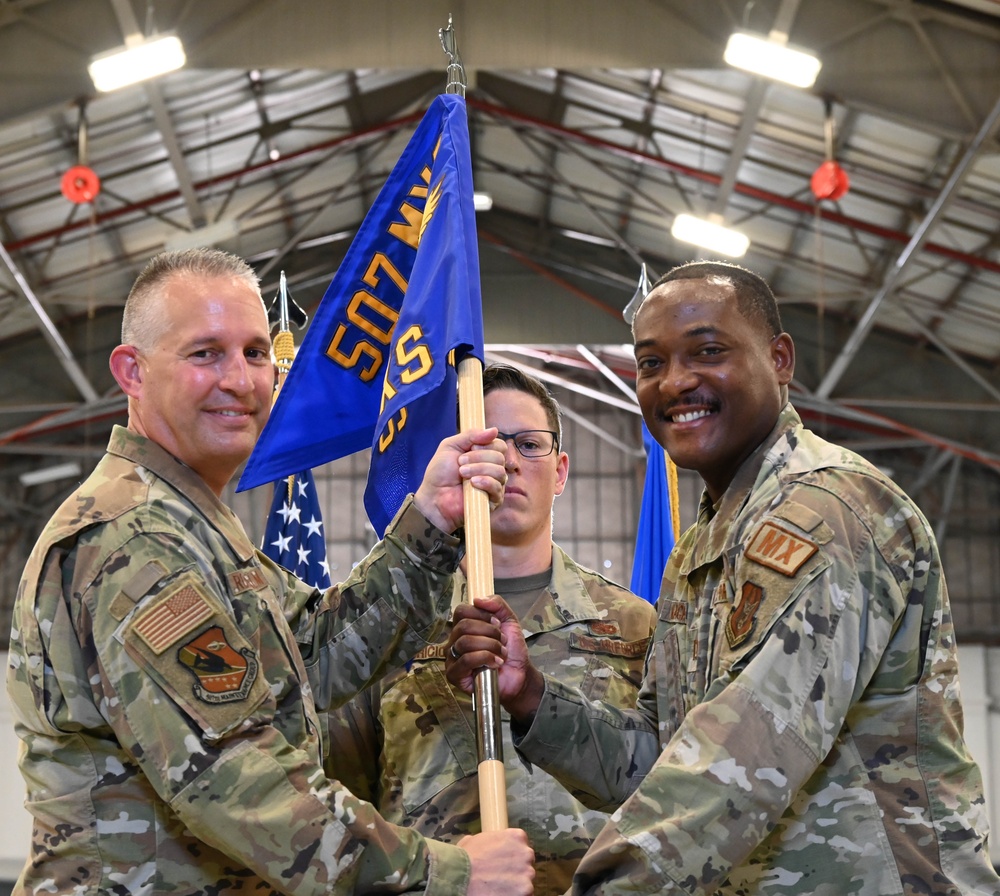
[646,261,783,340]
[122,248,261,349]
[482,363,562,449]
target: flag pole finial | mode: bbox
[439,14,467,96]
[622,262,653,325]
[266,270,309,332]
[278,270,289,333]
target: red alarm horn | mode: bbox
[810,159,849,202]
[61,165,101,204]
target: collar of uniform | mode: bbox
[453,543,601,635]
[106,425,256,562]
[544,543,603,626]
[680,403,801,574]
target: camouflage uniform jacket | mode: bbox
[6,425,474,896]
[516,405,1000,895]
[324,545,657,896]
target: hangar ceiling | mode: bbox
[2,0,1000,635]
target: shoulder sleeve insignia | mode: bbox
[726,582,764,650]
[132,581,215,655]
[178,625,259,703]
[744,521,817,577]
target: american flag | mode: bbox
[261,470,332,589]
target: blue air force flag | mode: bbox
[629,421,677,604]
[262,470,332,589]
[238,94,484,536]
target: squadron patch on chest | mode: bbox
[744,521,817,577]
[178,625,259,703]
[132,581,215,655]
[726,582,764,649]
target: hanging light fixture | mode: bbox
[88,33,186,93]
[19,462,82,488]
[671,213,750,258]
[724,30,821,89]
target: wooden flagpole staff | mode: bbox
[457,358,507,833]
[442,17,508,834]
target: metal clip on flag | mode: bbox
[440,15,508,834]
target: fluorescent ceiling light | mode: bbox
[473,191,493,212]
[724,31,821,89]
[560,228,618,248]
[88,34,186,93]
[19,461,82,487]
[671,214,750,258]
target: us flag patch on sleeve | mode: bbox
[132,581,215,655]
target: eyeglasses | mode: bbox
[496,429,559,458]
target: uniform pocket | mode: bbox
[652,626,686,750]
[381,660,479,814]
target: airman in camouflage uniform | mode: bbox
[449,263,1000,895]
[5,248,534,896]
[325,365,657,896]
[327,548,656,896]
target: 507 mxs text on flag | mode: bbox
[238,94,484,535]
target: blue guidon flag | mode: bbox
[629,420,677,605]
[238,94,484,535]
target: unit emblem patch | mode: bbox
[178,625,258,703]
[726,582,764,649]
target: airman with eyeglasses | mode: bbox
[495,429,560,458]
[325,363,656,896]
